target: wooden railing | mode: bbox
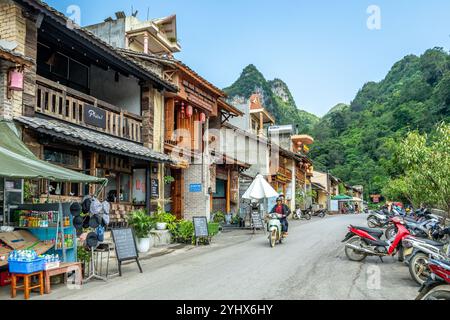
[35,76,143,143]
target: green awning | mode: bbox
[332,195,353,200]
[0,121,106,184]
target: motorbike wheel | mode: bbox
[305,214,312,221]
[367,218,378,229]
[385,225,397,239]
[269,230,277,248]
[292,214,300,220]
[409,253,430,286]
[420,285,450,300]
[345,237,368,262]
[397,245,405,262]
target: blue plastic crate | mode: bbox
[8,259,45,274]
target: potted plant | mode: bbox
[127,209,154,253]
[153,207,177,231]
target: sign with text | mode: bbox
[111,228,142,276]
[251,213,264,230]
[193,216,209,238]
[189,184,202,193]
[151,179,159,198]
[84,104,106,129]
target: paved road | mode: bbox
[34,214,419,300]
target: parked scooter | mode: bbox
[402,228,450,285]
[342,217,410,262]
[265,213,285,248]
[292,207,312,221]
[384,214,442,240]
[367,209,392,228]
[312,209,327,218]
[416,258,450,300]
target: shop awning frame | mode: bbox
[0,120,107,184]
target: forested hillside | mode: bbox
[309,48,450,196]
[224,65,319,134]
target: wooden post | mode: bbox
[89,152,97,195]
[226,168,231,214]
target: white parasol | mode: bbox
[242,174,279,200]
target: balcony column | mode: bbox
[143,32,149,54]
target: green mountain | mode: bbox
[309,47,450,197]
[224,64,319,133]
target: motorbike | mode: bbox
[342,217,410,262]
[384,213,442,240]
[292,207,311,221]
[416,258,450,300]
[265,213,285,248]
[367,209,392,228]
[402,228,450,285]
[312,209,327,218]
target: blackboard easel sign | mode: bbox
[111,228,143,276]
[251,213,264,234]
[193,216,210,246]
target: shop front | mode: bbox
[15,116,172,226]
[0,120,106,296]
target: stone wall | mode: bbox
[183,163,210,221]
[0,1,37,119]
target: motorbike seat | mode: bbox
[422,239,446,247]
[404,217,417,223]
[366,239,389,247]
[352,226,384,238]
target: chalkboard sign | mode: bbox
[251,213,264,230]
[193,216,209,239]
[111,228,142,276]
[151,179,159,198]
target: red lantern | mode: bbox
[181,102,185,118]
[200,112,206,123]
[186,105,193,118]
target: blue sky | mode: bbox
[45,0,450,117]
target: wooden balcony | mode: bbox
[35,76,143,143]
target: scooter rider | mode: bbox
[270,196,291,236]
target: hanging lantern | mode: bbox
[186,105,193,118]
[8,69,24,91]
[200,112,206,123]
[181,102,185,118]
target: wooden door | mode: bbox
[171,169,184,220]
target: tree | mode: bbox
[384,122,450,214]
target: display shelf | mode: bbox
[15,225,74,229]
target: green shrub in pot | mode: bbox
[127,209,155,253]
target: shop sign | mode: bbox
[151,179,159,198]
[189,184,202,193]
[84,104,106,129]
[371,194,381,203]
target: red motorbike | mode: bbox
[342,217,410,262]
[416,259,450,300]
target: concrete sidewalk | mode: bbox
[0,227,262,300]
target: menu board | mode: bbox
[251,213,264,229]
[193,217,209,238]
[151,179,159,198]
[111,228,138,261]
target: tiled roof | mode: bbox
[118,48,225,97]
[17,0,177,92]
[0,44,34,65]
[15,116,173,163]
